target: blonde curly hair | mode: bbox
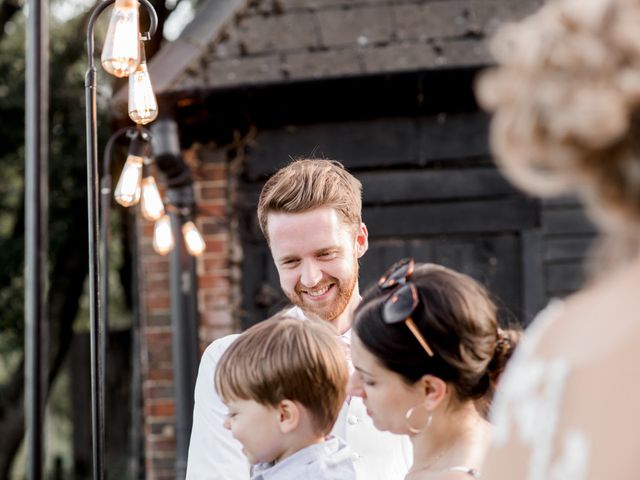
[477,0,640,260]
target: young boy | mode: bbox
[214,316,355,480]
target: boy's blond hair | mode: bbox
[215,316,349,435]
[257,159,362,243]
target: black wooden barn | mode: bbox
[107,0,598,477]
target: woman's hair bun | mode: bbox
[487,327,521,388]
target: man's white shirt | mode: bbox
[185,307,412,480]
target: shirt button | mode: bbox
[350,452,361,462]
[347,415,358,425]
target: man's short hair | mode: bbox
[257,159,363,242]
[215,316,349,435]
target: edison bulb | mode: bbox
[101,0,140,78]
[153,215,174,255]
[128,59,158,125]
[114,154,143,207]
[140,176,165,221]
[182,221,206,256]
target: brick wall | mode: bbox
[138,144,239,478]
[138,222,175,479]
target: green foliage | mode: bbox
[0,12,27,354]
[0,4,117,343]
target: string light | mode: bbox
[182,220,206,256]
[114,131,148,207]
[128,41,158,125]
[101,0,140,78]
[153,214,174,255]
[140,174,165,221]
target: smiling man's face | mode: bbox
[267,207,367,331]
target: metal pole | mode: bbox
[167,198,199,480]
[85,4,115,479]
[99,126,133,470]
[25,0,49,475]
[128,208,143,480]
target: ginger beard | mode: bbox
[287,254,359,322]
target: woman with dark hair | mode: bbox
[348,259,519,479]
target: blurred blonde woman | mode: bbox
[348,259,520,479]
[477,0,640,478]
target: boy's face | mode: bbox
[267,207,368,328]
[223,398,283,464]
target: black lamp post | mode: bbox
[85,2,157,479]
[25,0,48,477]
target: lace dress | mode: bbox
[488,302,590,480]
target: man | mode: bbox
[186,159,411,480]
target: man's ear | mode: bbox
[355,223,369,258]
[277,399,300,434]
[419,375,449,411]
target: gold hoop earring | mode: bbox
[405,403,432,434]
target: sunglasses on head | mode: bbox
[377,258,434,357]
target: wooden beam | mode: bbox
[364,197,539,238]
[360,168,516,204]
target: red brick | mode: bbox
[144,275,171,292]
[146,312,171,327]
[199,288,231,301]
[198,275,227,289]
[197,203,226,217]
[201,309,232,328]
[199,292,229,309]
[144,382,175,400]
[147,347,173,366]
[146,327,172,343]
[146,368,174,382]
[200,240,228,254]
[146,295,171,311]
[198,185,226,201]
[146,400,176,418]
[199,163,227,181]
[152,470,178,480]
[201,256,228,272]
[208,326,237,340]
[148,418,176,436]
[143,259,170,275]
[148,437,177,453]
[146,456,176,469]
[140,221,155,237]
